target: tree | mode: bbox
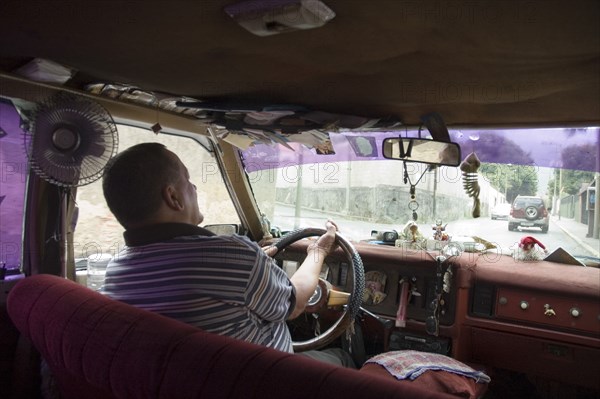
[547,169,594,196]
[480,164,538,202]
[474,132,539,202]
[546,144,597,196]
[561,144,597,172]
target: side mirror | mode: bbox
[382,138,461,167]
[204,224,240,236]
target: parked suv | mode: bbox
[508,196,550,233]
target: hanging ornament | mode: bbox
[408,199,419,221]
[460,152,481,218]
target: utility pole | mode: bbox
[594,174,599,239]
[504,164,512,203]
[558,168,563,220]
[504,171,508,200]
[552,169,558,215]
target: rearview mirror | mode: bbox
[382,138,461,167]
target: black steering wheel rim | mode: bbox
[274,227,365,352]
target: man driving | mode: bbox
[101,143,353,366]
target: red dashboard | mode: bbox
[276,240,600,392]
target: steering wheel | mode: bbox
[273,227,365,352]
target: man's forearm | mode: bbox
[288,248,326,319]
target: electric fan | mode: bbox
[24,92,118,187]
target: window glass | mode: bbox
[0,100,28,272]
[514,198,543,208]
[73,125,240,260]
[242,127,599,259]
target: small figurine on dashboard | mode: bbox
[432,219,449,241]
[363,270,388,305]
[396,221,426,249]
[403,221,422,242]
[512,236,548,261]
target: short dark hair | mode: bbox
[102,143,180,228]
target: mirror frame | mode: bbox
[382,138,462,167]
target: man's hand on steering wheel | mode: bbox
[262,220,338,258]
[306,220,339,259]
[267,221,365,351]
[262,245,278,257]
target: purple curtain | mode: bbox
[0,100,28,270]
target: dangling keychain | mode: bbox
[408,198,419,221]
[404,161,426,221]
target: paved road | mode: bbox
[272,204,596,258]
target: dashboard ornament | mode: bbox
[363,271,387,305]
[442,269,453,294]
[512,236,548,261]
[441,243,462,259]
[396,221,426,250]
[426,246,461,336]
[396,280,411,328]
[432,219,449,241]
[544,304,556,317]
[401,159,433,222]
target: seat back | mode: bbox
[7,274,454,399]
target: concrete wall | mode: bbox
[272,162,503,225]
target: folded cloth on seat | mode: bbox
[364,350,491,384]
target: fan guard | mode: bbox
[25,93,118,187]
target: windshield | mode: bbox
[242,128,599,260]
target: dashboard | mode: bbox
[277,242,457,326]
[274,239,600,393]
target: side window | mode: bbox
[73,125,240,261]
[0,100,28,276]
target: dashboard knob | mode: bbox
[570,308,581,318]
[520,301,529,310]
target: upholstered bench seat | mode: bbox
[7,274,456,399]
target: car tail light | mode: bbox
[542,208,548,217]
[510,208,514,216]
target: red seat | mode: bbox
[7,274,455,399]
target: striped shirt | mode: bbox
[102,223,295,353]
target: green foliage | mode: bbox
[547,169,595,196]
[475,132,540,202]
[480,163,538,202]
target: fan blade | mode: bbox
[26,93,118,187]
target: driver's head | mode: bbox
[103,143,202,229]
